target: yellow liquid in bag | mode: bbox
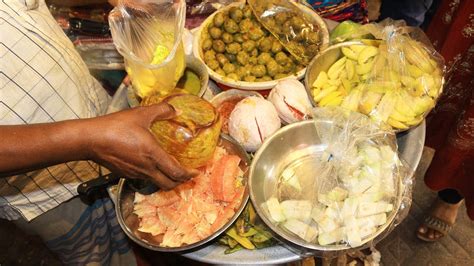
[127,41,186,99]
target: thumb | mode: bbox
[142,103,177,125]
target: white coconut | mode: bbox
[268,78,312,124]
[228,96,281,152]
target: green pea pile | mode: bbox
[201,5,305,82]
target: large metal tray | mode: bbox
[108,83,425,265]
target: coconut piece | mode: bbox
[228,96,281,152]
[268,79,312,124]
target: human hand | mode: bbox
[86,103,198,190]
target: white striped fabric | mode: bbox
[0,0,111,221]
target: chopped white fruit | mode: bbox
[358,192,384,203]
[360,145,381,165]
[327,187,349,201]
[317,216,340,233]
[344,217,362,247]
[263,197,286,223]
[311,204,326,223]
[348,178,373,195]
[325,202,343,220]
[359,225,377,239]
[283,219,319,242]
[318,194,333,206]
[358,201,393,217]
[281,200,312,222]
[280,168,302,191]
[379,145,397,166]
[318,228,345,245]
[341,197,360,218]
[357,213,387,228]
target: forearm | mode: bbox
[0,119,94,177]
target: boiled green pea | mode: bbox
[212,40,225,53]
[225,43,241,55]
[213,13,225,27]
[224,19,239,34]
[223,63,236,74]
[209,27,222,39]
[202,38,213,51]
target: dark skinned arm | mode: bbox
[0,103,197,190]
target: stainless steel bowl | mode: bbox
[304,41,365,107]
[115,134,250,252]
[193,1,329,91]
[249,120,406,253]
[127,55,209,107]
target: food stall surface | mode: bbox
[1,147,473,265]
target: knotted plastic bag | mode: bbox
[247,0,327,65]
[109,0,186,98]
[309,19,445,131]
[261,107,412,252]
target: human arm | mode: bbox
[0,103,197,190]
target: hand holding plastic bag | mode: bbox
[109,0,186,98]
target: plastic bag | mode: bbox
[248,0,326,65]
[309,19,445,131]
[261,107,412,252]
[109,0,186,98]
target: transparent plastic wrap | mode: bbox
[260,107,413,253]
[308,19,445,131]
[247,0,325,65]
[109,0,186,98]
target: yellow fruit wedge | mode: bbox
[319,91,343,106]
[350,45,366,53]
[312,71,329,89]
[341,89,362,111]
[342,79,352,93]
[312,87,321,99]
[400,75,416,88]
[356,59,375,75]
[328,57,347,80]
[387,118,409,130]
[394,92,417,117]
[407,64,424,78]
[412,96,435,115]
[345,59,356,80]
[358,46,379,65]
[405,115,424,126]
[372,91,396,122]
[313,86,338,102]
[328,79,342,87]
[389,109,414,122]
[359,91,383,115]
[372,54,387,77]
[342,47,359,60]
[324,96,343,107]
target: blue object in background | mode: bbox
[379,0,434,27]
[306,0,345,9]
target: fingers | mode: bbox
[149,144,198,182]
[150,169,180,190]
[141,103,177,125]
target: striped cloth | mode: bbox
[0,0,110,221]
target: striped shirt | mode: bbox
[0,0,111,221]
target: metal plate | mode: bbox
[109,82,425,264]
